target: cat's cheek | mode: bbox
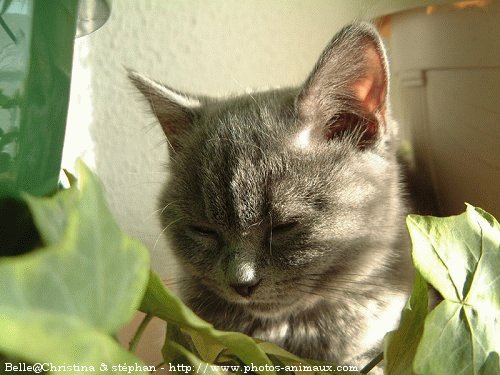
[270,237,328,268]
[171,233,219,271]
[187,235,219,251]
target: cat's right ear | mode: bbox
[128,70,201,151]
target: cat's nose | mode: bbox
[230,279,262,298]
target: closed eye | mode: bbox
[272,221,299,233]
[188,225,219,238]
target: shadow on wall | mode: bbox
[385,0,499,218]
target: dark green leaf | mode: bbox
[141,272,276,374]
[384,271,428,375]
[165,340,226,375]
[141,272,360,374]
[407,205,499,375]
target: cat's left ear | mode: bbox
[128,70,201,151]
[297,23,390,148]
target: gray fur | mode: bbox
[130,23,413,371]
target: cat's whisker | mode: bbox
[124,170,168,175]
[245,219,264,231]
[149,200,178,220]
[142,120,161,134]
[275,272,397,285]
[314,284,405,297]
[307,271,406,280]
[303,275,407,291]
[152,137,174,152]
[294,288,372,313]
[268,212,273,256]
[153,217,183,251]
[162,276,185,285]
[294,286,375,314]
[107,181,165,191]
[304,272,394,281]
[295,281,399,305]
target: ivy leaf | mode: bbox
[188,329,227,364]
[384,271,428,375]
[407,205,499,375]
[140,272,276,374]
[165,340,227,375]
[140,272,360,375]
[0,310,146,371]
[23,182,76,245]
[0,161,150,370]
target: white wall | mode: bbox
[65,0,468,277]
[65,0,385,279]
[68,0,471,279]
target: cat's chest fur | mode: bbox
[131,22,414,373]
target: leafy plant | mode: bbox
[140,272,356,374]
[0,89,21,174]
[0,0,17,44]
[0,162,498,374]
[0,162,151,372]
[384,205,499,375]
[0,90,20,109]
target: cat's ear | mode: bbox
[297,23,389,148]
[128,70,201,150]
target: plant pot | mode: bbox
[385,1,499,217]
[0,0,78,199]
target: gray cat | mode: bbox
[130,23,414,371]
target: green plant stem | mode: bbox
[129,313,153,352]
[360,352,383,374]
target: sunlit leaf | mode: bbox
[0,161,150,370]
[140,272,361,375]
[166,340,227,375]
[140,272,276,374]
[384,271,428,375]
[407,205,499,375]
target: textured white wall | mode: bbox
[65,0,380,279]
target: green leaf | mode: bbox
[0,0,13,16]
[23,183,77,245]
[165,340,227,375]
[140,272,276,374]
[0,161,150,370]
[407,205,499,375]
[163,323,198,365]
[141,272,360,375]
[0,310,146,371]
[479,352,499,375]
[140,271,213,331]
[188,329,227,364]
[384,271,428,375]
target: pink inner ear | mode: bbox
[351,44,387,114]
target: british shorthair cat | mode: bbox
[130,22,414,371]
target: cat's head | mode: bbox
[130,23,405,318]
